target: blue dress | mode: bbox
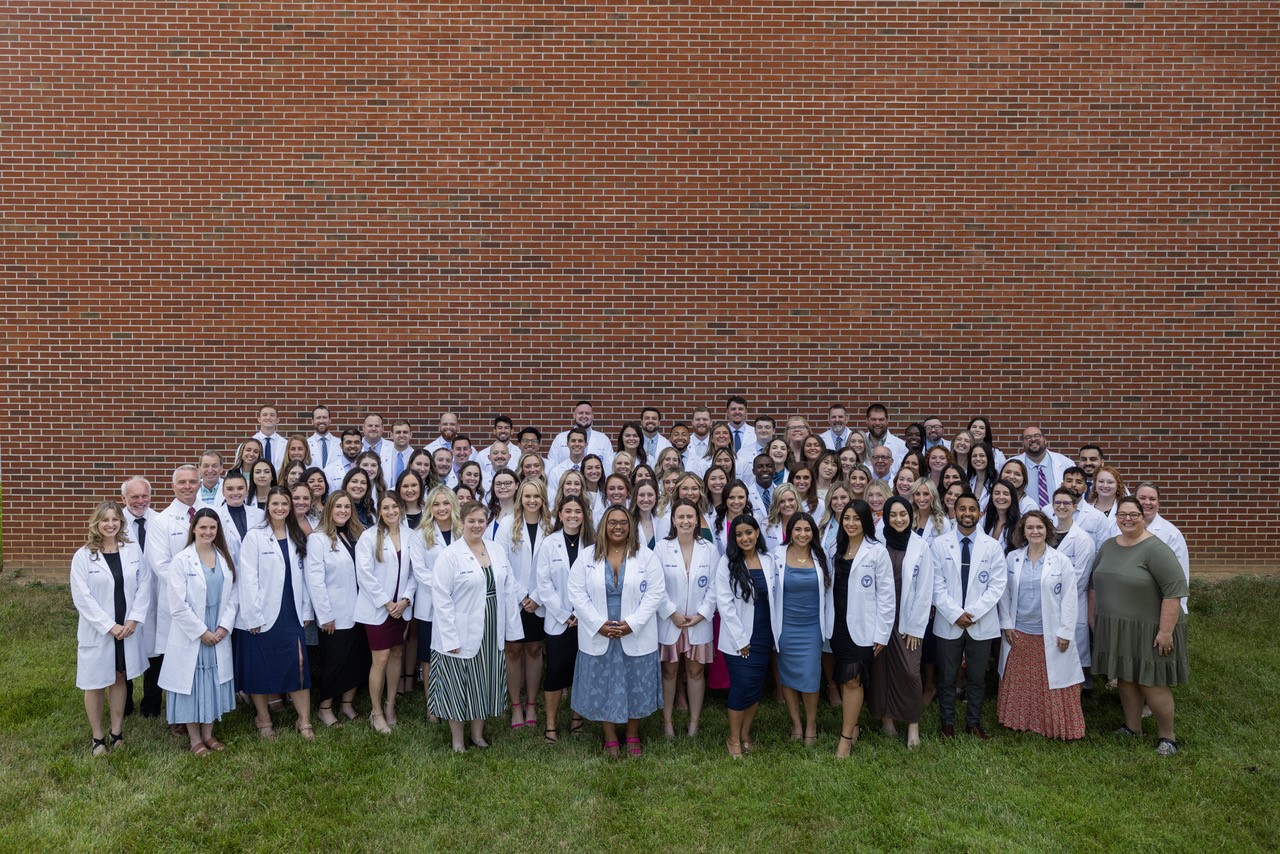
[234,538,311,695]
[571,558,662,724]
[725,568,773,711]
[167,559,236,724]
[777,564,822,693]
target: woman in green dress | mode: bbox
[1088,495,1189,755]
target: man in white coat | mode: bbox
[547,400,613,468]
[1136,482,1190,612]
[384,419,415,489]
[474,415,523,477]
[141,465,200,722]
[1011,426,1074,510]
[865,403,908,463]
[724,395,756,455]
[120,475,158,716]
[819,404,852,451]
[307,405,343,472]
[424,412,460,455]
[931,493,1007,739]
[735,416,775,480]
[547,428,590,498]
[195,451,225,509]
[638,407,671,464]
[252,405,286,472]
[325,428,364,493]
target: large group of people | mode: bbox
[70,399,1191,759]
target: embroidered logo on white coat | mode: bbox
[978,570,990,584]
[861,575,873,588]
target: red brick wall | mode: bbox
[2,2,1277,575]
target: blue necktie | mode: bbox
[761,486,772,513]
[732,429,742,452]
[263,437,272,463]
[320,438,329,467]
[395,452,405,480]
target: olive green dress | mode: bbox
[1090,537,1189,686]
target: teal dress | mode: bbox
[777,565,822,693]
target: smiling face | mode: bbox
[345,473,368,500]
[788,518,813,548]
[840,505,865,541]
[1023,514,1048,546]
[378,496,401,527]
[605,478,629,505]
[777,491,798,517]
[1000,464,1024,490]
[604,508,632,545]
[558,500,584,534]
[725,484,748,515]
[673,504,698,537]
[954,497,981,532]
[635,483,658,513]
[888,502,911,533]
[1094,471,1117,499]
[221,478,246,507]
[252,462,274,488]
[96,508,122,541]
[790,469,812,494]
[462,507,488,542]
[734,522,760,553]
[970,446,989,472]
[895,470,916,497]
[992,484,1012,511]
[267,492,292,521]
[124,480,152,515]
[492,473,517,499]
[174,469,200,505]
[331,495,353,526]
[192,515,219,545]
[291,486,312,517]
[430,492,454,525]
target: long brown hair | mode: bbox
[85,501,132,557]
[184,507,237,580]
[593,505,639,561]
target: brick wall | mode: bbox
[2,2,1277,576]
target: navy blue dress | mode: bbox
[234,538,311,695]
[725,568,773,711]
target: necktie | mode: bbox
[733,429,742,452]
[188,505,196,524]
[1037,466,1049,507]
[646,438,656,459]
[395,452,406,480]
[960,536,972,607]
[263,437,272,463]
[320,437,329,467]
[1085,478,1093,500]
[572,463,579,472]
[135,516,147,549]
[761,486,772,513]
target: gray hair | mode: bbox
[120,475,151,497]
[172,464,198,484]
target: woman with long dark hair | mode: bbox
[770,512,830,746]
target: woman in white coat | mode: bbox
[71,501,151,755]
[997,511,1085,740]
[429,500,522,752]
[1049,487,1097,679]
[158,509,237,755]
[408,486,460,722]
[770,512,831,746]
[495,478,553,730]
[826,501,896,757]
[715,514,777,758]
[870,497,934,748]
[569,505,666,757]
[305,491,371,727]
[533,495,592,744]
[655,500,719,738]
[234,487,315,740]
[354,493,416,734]
[215,470,263,565]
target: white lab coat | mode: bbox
[548,428,614,469]
[254,431,287,472]
[157,546,237,695]
[383,445,415,491]
[235,526,313,631]
[568,546,665,657]
[768,545,834,650]
[476,442,522,480]
[305,531,360,630]
[495,515,546,612]
[713,552,779,655]
[431,538,523,658]
[653,537,718,647]
[533,530,579,636]
[1147,514,1190,612]
[1052,524,1096,666]
[894,533,935,639]
[1012,451,1074,502]
[407,525,451,623]
[70,543,151,689]
[352,524,417,625]
[143,499,198,656]
[930,529,1007,641]
[825,539,896,648]
[216,503,264,566]
[997,546,1083,689]
[308,432,343,471]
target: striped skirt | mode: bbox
[997,630,1085,741]
[427,587,506,721]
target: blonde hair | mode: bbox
[766,483,802,529]
[286,433,311,466]
[910,478,947,536]
[418,485,462,549]
[85,501,131,556]
[373,493,406,560]
[819,483,853,530]
[510,478,553,548]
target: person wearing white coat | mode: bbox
[157,510,238,755]
[1049,488,1098,676]
[654,502,719,738]
[305,491,372,727]
[354,494,417,734]
[493,478,553,730]
[568,505,666,756]
[870,497,935,749]
[770,512,832,746]
[714,514,778,758]
[996,512,1085,740]
[71,502,152,754]
[215,470,263,567]
[931,493,1008,739]
[233,487,315,740]
[825,501,896,757]
[533,496,592,743]
[428,501,523,752]
[407,485,460,723]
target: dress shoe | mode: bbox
[966,724,990,740]
[939,724,955,740]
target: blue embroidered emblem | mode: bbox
[861,575,873,588]
[978,570,990,584]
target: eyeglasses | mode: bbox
[606,520,630,528]
[1116,512,1142,521]
[1051,500,1074,507]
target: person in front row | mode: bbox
[931,492,1007,740]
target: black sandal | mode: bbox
[544,727,558,745]
[91,737,108,756]
[569,717,584,735]
[109,731,123,749]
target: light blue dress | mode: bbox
[571,558,661,724]
[777,564,822,693]
[167,559,236,725]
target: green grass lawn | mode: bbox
[1,575,1276,851]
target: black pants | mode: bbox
[140,655,164,716]
[935,632,993,728]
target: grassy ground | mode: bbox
[1,575,1276,852]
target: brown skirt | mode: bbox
[869,628,923,723]
[997,630,1085,741]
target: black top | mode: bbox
[564,532,580,567]
[103,551,126,624]
[227,504,248,539]
[526,522,540,551]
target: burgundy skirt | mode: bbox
[363,616,408,652]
